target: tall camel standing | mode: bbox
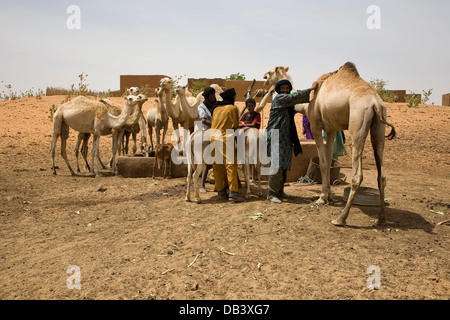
[159,77,184,145]
[146,87,169,151]
[260,63,396,226]
[307,62,395,226]
[50,95,143,177]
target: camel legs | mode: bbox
[162,124,168,145]
[255,163,263,197]
[75,133,86,173]
[192,163,204,203]
[313,130,336,205]
[186,163,193,202]
[110,130,120,174]
[332,119,371,226]
[148,126,154,152]
[370,121,387,225]
[59,122,76,176]
[155,125,161,148]
[131,131,138,154]
[90,134,101,177]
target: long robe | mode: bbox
[266,89,311,171]
[210,104,240,192]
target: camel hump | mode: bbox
[340,62,360,77]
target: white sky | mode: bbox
[0,0,449,105]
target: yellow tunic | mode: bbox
[211,104,240,193]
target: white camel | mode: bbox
[146,87,169,151]
[75,99,122,173]
[50,95,143,177]
[159,77,184,145]
[118,87,149,156]
[185,127,262,203]
[174,83,224,131]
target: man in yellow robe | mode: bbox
[211,88,244,203]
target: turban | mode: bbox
[202,86,216,99]
[275,79,293,94]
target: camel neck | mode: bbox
[108,101,134,129]
[164,89,180,119]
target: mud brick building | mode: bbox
[442,93,450,106]
[120,75,169,97]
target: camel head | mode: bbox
[263,66,290,85]
[124,94,142,106]
[127,87,140,96]
[173,83,188,96]
[159,77,173,92]
[155,87,163,98]
[137,93,148,104]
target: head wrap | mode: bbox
[245,98,256,106]
[216,88,236,107]
[202,86,216,99]
[275,79,293,94]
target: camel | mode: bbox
[152,143,174,179]
[306,62,396,226]
[174,83,224,131]
[259,63,396,226]
[185,127,262,203]
[50,95,143,177]
[117,87,149,156]
[159,77,185,145]
[255,65,308,114]
[146,87,169,151]
[75,99,122,173]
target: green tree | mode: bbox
[226,72,246,81]
[369,78,397,103]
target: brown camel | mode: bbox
[308,62,396,226]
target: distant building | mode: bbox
[120,75,273,102]
[120,75,169,97]
[443,93,450,106]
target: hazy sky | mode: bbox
[1,0,449,104]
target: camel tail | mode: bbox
[373,97,396,140]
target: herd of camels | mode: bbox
[50,62,396,226]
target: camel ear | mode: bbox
[285,66,289,72]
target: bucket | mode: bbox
[305,156,341,184]
[343,187,381,207]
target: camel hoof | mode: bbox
[374,219,392,227]
[331,219,347,227]
[185,197,191,202]
[316,198,327,206]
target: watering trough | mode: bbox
[115,153,188,178]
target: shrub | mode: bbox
[226,72,246,81]
[48,100,64,122]
[190,80,207,97]
[370,78,397,103]
[421,89,433,104]
[406,92,421,108]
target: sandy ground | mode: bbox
[0,95,449,300]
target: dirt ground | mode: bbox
[0,95,449,300]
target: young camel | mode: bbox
[152,143,174,179]
[50,95,143,177]
[147,87,169,151]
